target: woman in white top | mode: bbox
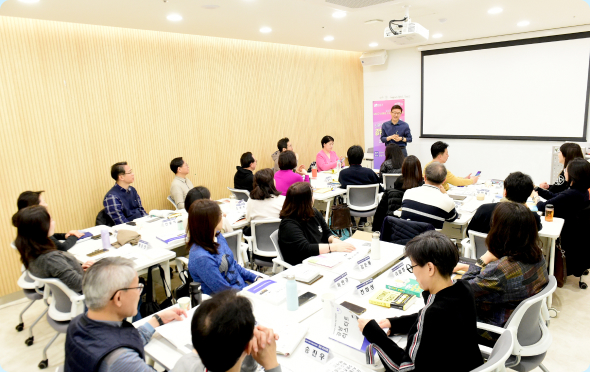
[246,168,286,226]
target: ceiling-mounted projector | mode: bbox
[384,6,429,45]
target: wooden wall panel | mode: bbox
[0,16,364,296]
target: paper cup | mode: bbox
[178,297,191,311]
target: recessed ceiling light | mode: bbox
[202,4,219,9]
[432,33,443,39]
[19,0,40,3]
[324,36,334,41]
[517,20,530,27]
[488,7,503,14]
[369,42,378,47]
[167,14,183,21]
[260,27,272,33]
[332,11,347,18]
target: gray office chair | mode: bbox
[346,184,380,223]
[167,195,178,210]
[244,219,280,268]
[27,273,85,370]
[222,230,247,266]
[16,269,48,346]
[227,187,250,202]
[472,330,514,372]
[467,231,488,259]
[382,173,401,190]
[269,230,292,273]
[477,276,557,372]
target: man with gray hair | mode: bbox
[65,257,187,372]
[400,162,458,229]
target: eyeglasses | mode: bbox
[110,283,144,300]
[406,263,419,273]
[391,112,402,116]
[124,170,134,175]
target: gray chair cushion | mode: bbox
[46,314,70,333]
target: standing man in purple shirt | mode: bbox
[380,104,412,157]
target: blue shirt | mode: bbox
[188,235,258,295]
[103,184,147,225]
[380,120,412,147]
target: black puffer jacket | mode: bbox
[373,188,406,232]
[380,216,435,245]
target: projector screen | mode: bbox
[421,33,590,141]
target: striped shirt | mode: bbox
[400,184,458,229]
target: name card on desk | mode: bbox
[235,200,247,213]
[161,218,177,228]
[137,240,150,250]
[356,256,372,271]
[304,338,330,364]
[390,261,408,278]
[356,279,375,297]
[332,272,350,289]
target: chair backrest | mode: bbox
[380,216,435,245]
[269,230,285,262]
[470,330,514,372]
[222,230,244,265]
[27,273,85,322]
[347,184,380,211]
[383,173,401,190]
[469,231,488,259]
[167,195,179,210]
[251,219,281,257]
[228,187,250,202]
[504,276,557,353]
[95,209,115,227]
[17,270,40,290]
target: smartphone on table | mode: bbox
[298,292,317,306]
[340,301,367,316]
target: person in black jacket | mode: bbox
[537,143,584,194]
[13,190,83,251]
[467,171,541,235]
[379,145,404,181]
[278,182,355,265]
[535,158,590,277]
[234,152,257,192]
[358,231,484,372]
[339,145,383,227]
[373,155,424,232]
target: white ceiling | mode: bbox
[1,0,590,52]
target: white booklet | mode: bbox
[154,307,197,354]
[242,279,287,305]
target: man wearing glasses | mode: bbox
[65,258,186,372]
[380,105,412,157]
[103,162,148,225]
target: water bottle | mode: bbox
[100,228,110,249]
[371,232,381,260]
[285,275,298,311]
[189,282,202,307]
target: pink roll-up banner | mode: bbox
[373,99,405,170]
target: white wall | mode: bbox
[363,47,590,184]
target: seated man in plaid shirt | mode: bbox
[103,162,147,225]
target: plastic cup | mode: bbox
[312,167,318,178]
[178,297,191,310]
[545,204,554,222]
[476,193,485,201]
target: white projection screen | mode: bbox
[421,33,590,141]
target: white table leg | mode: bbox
[548,238,556,310]
[324,199,332,224]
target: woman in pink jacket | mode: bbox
[316,135,344,171]
[274,150,310,196]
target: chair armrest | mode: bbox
[272,258,293,274]
[476,322,505,335]
[71,294,86,318]
[247,269,269,279]
[478,345,493,359]
[176,257,189,266]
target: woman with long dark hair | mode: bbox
[13,206,92,293]
[537,142,584,193]
[187,199,260,295]
[372,155,424,232]
[278,182,355,265]
[456,202,548,346]
[246,168,285,223]
[379,144,404,178]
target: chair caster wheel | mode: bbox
[580,281,588,290]
[38,360,48,369]
[16,323,24,332]
[548,308,558,318]
[583,269,589,276]
[25,336,34,346]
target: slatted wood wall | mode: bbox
[0,16,364,296]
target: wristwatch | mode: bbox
[153,313,164,326]
[476,258,487,268]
